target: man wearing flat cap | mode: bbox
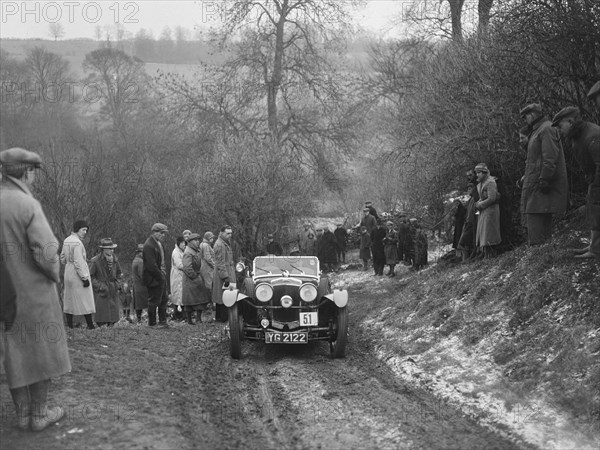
[143,223,169,326]
[553,106,600,259]
[519,103,568,245]
[334,223,349,264]
[0,147,71,431]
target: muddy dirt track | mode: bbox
[0,282,529,450]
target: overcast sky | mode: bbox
[0,1,409,40]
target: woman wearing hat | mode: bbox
[60,220,95,329]
[89,238,123,326]
[169,237,186,321]
[474,163,501,258]
[181,233,210,324]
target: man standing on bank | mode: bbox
[0,147,71,431]
[519,103,568,245]
[552,105,600,259]
[143,223,170,327]
[212,225,236,322]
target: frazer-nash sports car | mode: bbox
[223,255,349,359]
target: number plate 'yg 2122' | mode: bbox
[265,332,308,344]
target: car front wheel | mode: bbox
[228,303,243,359]
[330,306,348,358]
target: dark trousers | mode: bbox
[147,281,168,325]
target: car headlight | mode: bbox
[299,283,318,302]
[255,283,273,302]
[236,262,245,272]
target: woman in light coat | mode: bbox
[199,232,216,300]
[474,163,502,258]
[170,237,185,320]
[182,234,210,324]
[60,220,95,329]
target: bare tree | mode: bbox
[48,23,65,41]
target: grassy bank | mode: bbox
[338,222,599,448]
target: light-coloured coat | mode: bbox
[476,175,502,246]
[0,176,71,388]
[169,246,184,306]
[199,240,215,290]
[212,236,236,304]
[182,244,210,306]
[60,233,95,315]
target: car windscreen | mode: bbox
[254,256,319,276]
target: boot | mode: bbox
[157,308,168,326]
[136,310,143,322]
[65,313,74,329]
[148,307,157,326]
[388,265,396,277]
[186,311,194,325]
[84,314,95,330]
[29,380,64,432]
[196,310,203,324]
[9,386,30,430]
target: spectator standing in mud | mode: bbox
[396,214,409,263]
[334,223,349,264]
[383,221,399,277]
[298,222,314,255]
[182,233,209,324]
[304,230,316,256]
[200,232,216,311]
[474,163,502,258]
[143,223,170,327]
[212,225,236,322]
[516,125,530,227]
[358,207,377,235]
[404,219,416,265]
[359,226,372,271]
[265,233,283,256]
[315,228,324,261]
[457,169,480,261]
[319,227,338,272]
[365,201,380,221]
[519,103,568,245]
[132,244,149,323]
[451,200,467,253]
[60,219,95,330]
[371,222,386,276]
[553,105,600,259]
[411,219,429,271]
[119,279,133,323]
[169,236,186,321]
[0,147,71,431]
[89,238,123,326]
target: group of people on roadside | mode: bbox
[357,203,428,276]
[453,82,600,261]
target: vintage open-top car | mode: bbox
[223,255,349,359]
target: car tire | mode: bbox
[241,277,255,298]
[330,306,348,358]
[228,303,243,359]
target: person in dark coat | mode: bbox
[358,208,377,235]
[412,219,428,271]
[181,233,210,324]
[319,227,338,272]
[131,244,149,322]
[370,222,386,276]
[404,220,416,265]
[142,223,169,327]
[383,221,399,277]
[553,106,600,259]
[89,238,123,326]
[458,169,480,261]
[452,200,467,250]
[359,226,372,270]
[212,225,236,322]
[265,233,283,256]
[334,223,349,264]
[365,201,379,221]
[397,214,409,262]
[519,103,568,245]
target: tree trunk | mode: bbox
[447,0,465,42]
[478,0,494,36]
[267,3,287,141]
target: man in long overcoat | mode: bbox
[319,227,338,272]
[474,163,502,258]
[519,103,568,245]
[182,233,210,324]
[0,147,71,431]
[143,223,169,326]
[131,244,149,322]
[89,238,123,326]
[212,225,236,322]
[334,223,349,264]
[553,106,600,259]
[371,222,387,275]
[458,169,480,260]
[199,232,216,302]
